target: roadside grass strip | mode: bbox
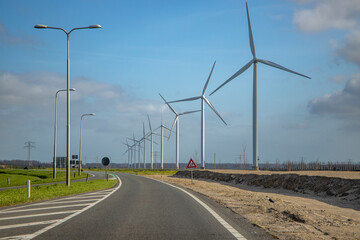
[149,177,247,240]
[0,175,121,240]
[0,170,87,188]
[0,179,116,207]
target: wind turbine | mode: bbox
[154,118,173,169]
[122,140,131,168]
[169,61,227,169]
[159,93,200,169]
[147,115,156,169]
[210,2,311,170]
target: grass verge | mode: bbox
[0,179,117,207]
[0,169,86,188]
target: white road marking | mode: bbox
[0,233,32,239]
[150,178,247,240]
[58,195,105,200]
[0,210,78,221]
[0,203,90,214]
[0,220,59,230]
[26,175,122,239]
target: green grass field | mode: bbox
[0,169,86,188]
[0,179,117,207]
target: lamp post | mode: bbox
[79,113,95,175]
[35,24,101,186]
[53,88,75,179]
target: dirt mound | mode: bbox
[174,170,360,201]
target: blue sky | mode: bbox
[1,0,359,166]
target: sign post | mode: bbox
[186,158,197,184]
[102,157,110,181]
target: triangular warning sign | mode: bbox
[186,158,197,169]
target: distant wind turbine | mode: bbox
[147,115,156,169]
[154,118,173,169]
[169,61,227,169]
[210,2,310,170]
[159,93,200,169]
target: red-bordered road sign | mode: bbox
[186,158,197,169]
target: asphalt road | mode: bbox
[32,173,273,240]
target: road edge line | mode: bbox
[147,177,247,240]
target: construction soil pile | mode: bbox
[147,170,360,240]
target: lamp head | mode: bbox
[89,113,95,116]
[89,25,101,29]
[70,88,76,91]
[34,24,47,29]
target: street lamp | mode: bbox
[35,24,101,186]
[79,113,95,175]
[53,88,75,179]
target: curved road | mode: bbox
[33,173,273,240]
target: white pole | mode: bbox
[27,180,31,198]
[161,124,164,169]
[253,62,259,170]
[79,116,83,175]
[53,91,59,179]
[201,98,205,169]
[176,119,179,169]
[138,142,141,168]
[151,134,154,169]
[143,138,146,169]
[66,34,71,186]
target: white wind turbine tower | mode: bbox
[210,2,310,170]
[159,93,200,169]
[142,122,147,168]
[169,61,227,169]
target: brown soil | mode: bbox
[209,170,360,180]
[146,172,360,240]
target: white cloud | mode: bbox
[0,71,165,161]
[308,74,360,120]
[0,22,40,47]
[293,0,360,32]
[337,30,360,67]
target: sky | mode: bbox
[0,0,359,167]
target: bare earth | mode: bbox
[146,171,360,240]
[209,170,360,180]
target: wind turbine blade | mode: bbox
[163,126,175,133]
[169,96,201,103]
[210,60,253,96]
[202,61,216,95]
[258,59,311,79]
[159,93,177,115]
[204,97,227,125]
[143,122,145,137]
[154,126,161,131]
[246,2,256,58]
[147,114,152,132]
[179,110,201,115]
[168,116,178,140]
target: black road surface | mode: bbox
[34,173,273,240]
